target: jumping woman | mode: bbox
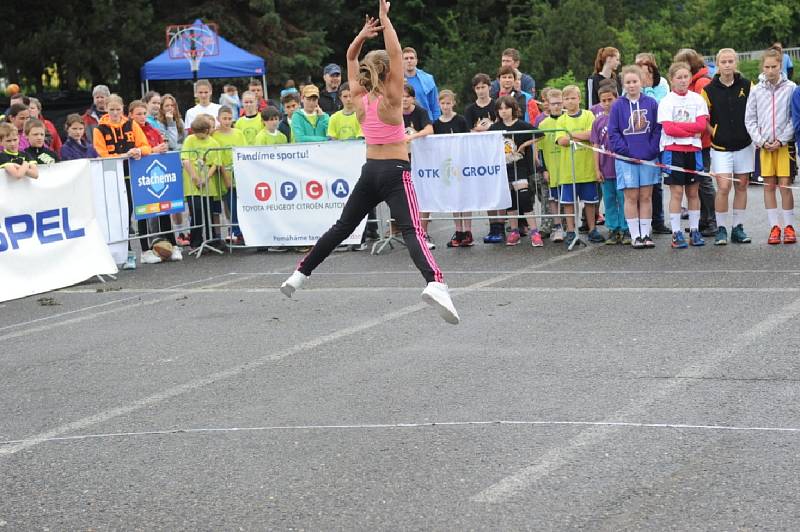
[280,0,460,324]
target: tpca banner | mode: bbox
[233,141,367,246]
[89,158,129,265]
[0,160,118,302]
[410,131,511,212]
[130,152,185,220]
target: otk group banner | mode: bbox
[0,160,118,302]
[233,141,367,246]
[129,153,185,220]
[410,131,511,212]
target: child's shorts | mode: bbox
[662,150,703,186]
[615,159,661,190]
[559,182,599,204]
[710,145,755,174]
[759,144,792,178]
[548,186,560,201]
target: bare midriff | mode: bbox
[366,142,408,161]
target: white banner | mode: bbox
[233,141,367,246]
[90,158,129,264]
[0,160,118,302]
[410,131,511,212]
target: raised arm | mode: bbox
[379,0,404,106]
[347,15,382,99]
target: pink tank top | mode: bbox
[361,94,406,145]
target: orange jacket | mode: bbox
[92,114,151,158]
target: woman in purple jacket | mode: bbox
[608,65,662,248]
[59,113,98,161]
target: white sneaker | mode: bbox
[141,250,162,264]
[170,246,183,261]
[122,251,137,270]
[552,227,565,243]
[424,234,436,250]
[280,270,308,298]
[421,282,460,324]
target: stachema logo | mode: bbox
[141,159,178,199]
[254,182,272,202]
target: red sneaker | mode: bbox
[784,225,797,244]
[506,229,521,246]
[768,225,782,245]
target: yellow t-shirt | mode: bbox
[212,128,247,192]
[254,129,289,145]
[536,115,561,188]
[235,114,264,145]
[327,110,363,140]
[555,110,595,185]
[180,134,223,197]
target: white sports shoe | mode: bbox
[122,251,137,270]
[170,246,183,261]
[140,250,162,264]
[280,270,308,298]
[421,282,460,324]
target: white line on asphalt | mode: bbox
[0,274,249,343]
[3,419,800,447]
[0,249,591,456]
[227,269,800,276]
[53,287,800,294]
[470,294,800,504]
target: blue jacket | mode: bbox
[608,93,661,160]
[60,138,98,161]
[405,69,441,121]
[290,110,330,143]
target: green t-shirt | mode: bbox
[536,115,561,188]
[181,134,223,197]
[555,110,595,185]
[235,114,264,145]
[327,110,363,140]
[254,129,289,146]
[212,128,247,192]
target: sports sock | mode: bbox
[688,210,700,231]
[732,209,744,227]
[716,211,728,229]
[782,209,795,228]
[767,209,779,228]
[626,218,640,240]
[640,218,652,237]
[670,213,681,233]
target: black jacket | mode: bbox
[702,73,752,152]
[318,89,343,115]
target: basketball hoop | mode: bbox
[166,22,220,76]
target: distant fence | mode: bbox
[704,47,799,63]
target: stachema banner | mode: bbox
[233,141,367,246]
[410,131,511,212]
[0,160,118,302]
[129,152,185,220]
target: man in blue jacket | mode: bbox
[402,47,441,121]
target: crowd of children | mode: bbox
[2,44,800,265]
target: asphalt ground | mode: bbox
[2,187,800,530]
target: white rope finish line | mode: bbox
[570,140,800,191]
[2,420,799,447]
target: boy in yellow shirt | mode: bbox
[181,116,222,249]
[254,107,289,145]
[213,106,248,244]
[555,85,598,248]
[327,83,363,140]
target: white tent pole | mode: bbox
[262,73,268,100]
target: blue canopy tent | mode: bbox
[140,23,267,96]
